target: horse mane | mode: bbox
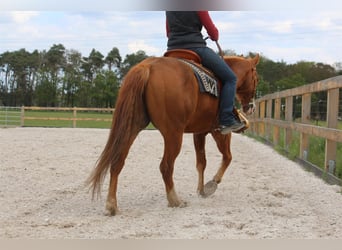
[224,54,260,66]
[224,55,244,59]
[223,55,250,71]
[223,55,246,63]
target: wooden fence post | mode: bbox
[259,101,266,137]
[325,88,339,173]
[20,106,25,127]
[73,107,77,128]
[285,96,293,151]
[266,99,273,141]
[300,93,311,161]
[273,98,281,146]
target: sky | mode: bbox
[1,1,342,66]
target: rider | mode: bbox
[166,11,244,134]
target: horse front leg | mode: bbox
[193,133,207,196]
[160,132,186,208]
[211,131,233,184]
[194,132,233,197]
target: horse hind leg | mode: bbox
[105,120,149,216]
[160,132,187,208]
[208,132,233,187]
[105,136,137,216]
[106,166,121,216]
[193,133,207,196]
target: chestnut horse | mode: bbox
[87,54,259,215]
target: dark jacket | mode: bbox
[166,11,207,50]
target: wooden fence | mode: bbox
[20,106,114,128]
[0,106,21,127]
[249,75,342,176]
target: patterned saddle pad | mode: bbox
[164,49,219,98]
[179,59,219,98]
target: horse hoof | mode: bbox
[202,180,218,197]
[168,200,187,208]
[179,201,187,208]
[105,203,119,216]
[104,208,119,216]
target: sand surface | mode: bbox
[0,127,341,239]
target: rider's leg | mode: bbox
[191,47,244,134]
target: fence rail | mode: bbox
[249,75,342,177]
[21,106,114,128]
[0,106,21,127]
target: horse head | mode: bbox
[224,54,259,115]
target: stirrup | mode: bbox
[232,108,250,133]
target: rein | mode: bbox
[215,41,225,59]
[204,36,224,59]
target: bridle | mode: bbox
[242,65,258,114]
[233,59,258,115]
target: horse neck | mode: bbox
[224,57,249,85]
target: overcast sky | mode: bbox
[1,1,342,65]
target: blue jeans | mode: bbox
[190,47,237,125]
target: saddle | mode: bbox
[164,49,249,133]
[164,49,219,98]
[164,49,202,64]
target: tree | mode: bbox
[88,49,104,76]
[62,49,83,107]
[0,51,14,105]
[103,70,119,107]
[105,47,121,73]
[35,74,58,106]
[255,75,270,98]
[2,45,341,109]
[120,50,149,80]
[274,73,306,91]
[333,62,342,75]
[78,49,105,107]
[80,49,104,82]
[89,70,119,108]
[310,63,336,82]
[0,49,40,106]
[257,56,289,93]
[35,44,66,106]
[91,72,106,107]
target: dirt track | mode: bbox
[0,128,341,239]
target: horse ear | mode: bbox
[252,54,260,65]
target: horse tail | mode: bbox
[86,62,151,198]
